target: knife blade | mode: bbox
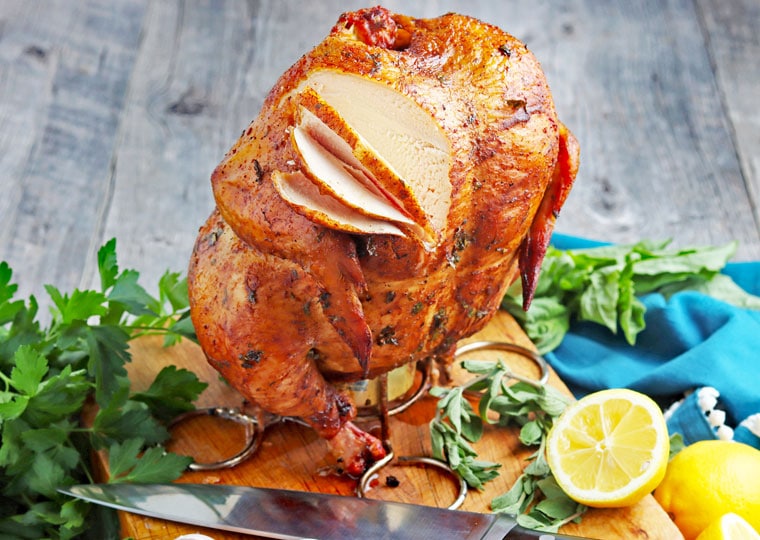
[59,483,591,539]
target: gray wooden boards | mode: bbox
[1,0,758,310]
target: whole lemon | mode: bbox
[653,440,760,539]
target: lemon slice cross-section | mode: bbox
[546,388,670,508]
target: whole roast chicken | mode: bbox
[188,7,579,475]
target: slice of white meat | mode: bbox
[296,102,389,202]
[272,170,406,237]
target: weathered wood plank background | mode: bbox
[1,0,758,307]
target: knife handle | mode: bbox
[506,524,593,539]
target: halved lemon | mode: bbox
[546,388,669,508]
[696,513,760,540]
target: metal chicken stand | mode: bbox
[169,341,549,511]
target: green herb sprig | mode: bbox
[430,359,585,532]
[1,239,206,539]
[502,239,760,354]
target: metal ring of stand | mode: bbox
[356,359,432,418]
[454,340,549,388]
[356,445,468,510]
[169,407,264,471]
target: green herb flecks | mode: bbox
[430,359,585,532]
[502,239,760,354]
[1,239,206,539]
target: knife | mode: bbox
[59,483,593,539]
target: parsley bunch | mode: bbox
[430,359,585,532]
[0,239,206,539]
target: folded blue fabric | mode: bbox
[545,234,760,435]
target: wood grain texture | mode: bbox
[695,0,760,234]
[0,0,758,310]
[493,0,760,259]
[0,0,147,301]
[106,311,683,540]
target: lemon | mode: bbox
[546,388,669,508]
[696,513,760,540]
[654,440,760,540]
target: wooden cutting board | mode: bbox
[94,311,682,539]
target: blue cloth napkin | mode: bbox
[544,234,760,442]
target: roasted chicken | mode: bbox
[188,7,579,475]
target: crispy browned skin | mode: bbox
[188,7,579,474]
[188,212,383,474]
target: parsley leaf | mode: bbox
[91,384,169,448]
[107,269,157,317]
[8,345,49,396]
[108,438,192,484]
[97,238,119,291]
[46,287,108,326]
[85,325,131,406]
[132,365,208,423]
